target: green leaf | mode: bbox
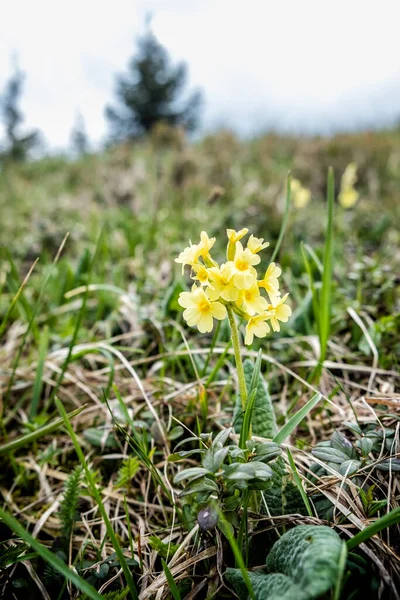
[273,393,321,445]
[178,478,219,498]
[226,525,345,599]
[173,467,211,484]
[356,437,373,457]
[225,570,306,600]
[375,459,400,472]
[254,441,282,463]
[234,359,277,439]
[260,457,305,517]
[330,431,355,458]
[266,525,344,598]
[83,428,119,449]
[224,461,273,481]
[311,446,350,464]
[286,448,313,517]
[338,460,361,476]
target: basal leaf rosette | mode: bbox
[175,229,292,344]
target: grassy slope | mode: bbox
[0,129,399,599]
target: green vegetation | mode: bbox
[0,128,399,598]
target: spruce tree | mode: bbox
[106,26,202,142]
[0,66,41,162]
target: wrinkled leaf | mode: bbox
[233,359,277,438]
[266,525,345,598]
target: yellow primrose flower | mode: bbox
[178,286,227,333]
[294,187,311,209]
[207,263,239,302]
[197,231,216,257]
[338,163,359,208]
[268,293,292,332]
[258,262,282,302]
[338,187,359,209]
[226,228,249,244]
[226,228,249,261]
[291,178,311,209]
[192,264,209,286]
[231,241,260,290]
[175,243,201,274]
[341,162,358,189]
[236,282,269,316]
[247,234,270,254]
[245,312,274,345]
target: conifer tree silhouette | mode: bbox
[0,65,41,161]
[106,24,202,142]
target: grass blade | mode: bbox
[55,398,138,600]
[218,514,255,600]
[29,324,49,421]
[286,448,313,517]
[0,258,38,340]
[0,506,102,600]
[346,507,400,551]
[161,558,182,600]
[319,167,334,363]
[5,235,69,405]
[0,406,85,456]
[5,252,39,340]
[300,242,321,340]
[273,393,321,445]
[333,542,348,600]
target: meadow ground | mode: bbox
[0,128,399,599]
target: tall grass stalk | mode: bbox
[0,507,103,600]
[301,168,335,380]
[56,398,138,600]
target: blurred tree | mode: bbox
[0,65,41,162]
[105,25,202,142]
[70,112,90,156]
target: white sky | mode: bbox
[1,0,400,149]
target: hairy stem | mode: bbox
[227,304,247,410]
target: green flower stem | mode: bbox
[226,304,247,410]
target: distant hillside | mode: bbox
[1,128,399,266]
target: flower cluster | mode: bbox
[175,229,291,345]
[291,178,311,209]
[338,162,359,208]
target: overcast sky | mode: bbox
[1,0,400,150]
